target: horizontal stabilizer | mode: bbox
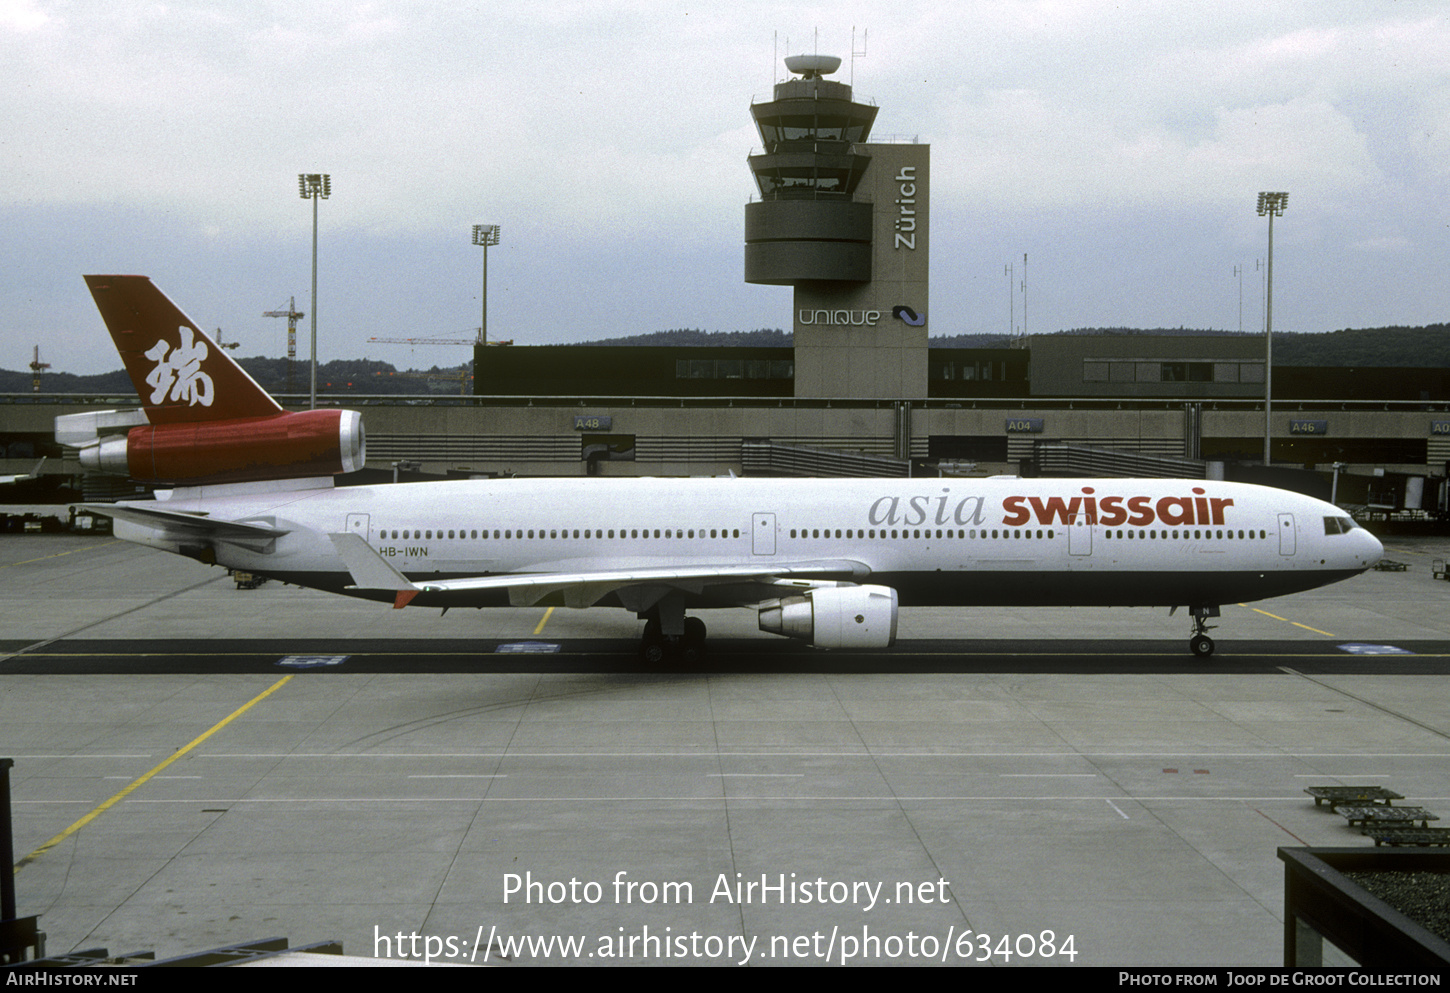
[0,458,44,485]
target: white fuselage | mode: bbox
[119,475,1383,613]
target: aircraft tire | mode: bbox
[1190,634,1215,657]
[640,619,667,665]
[675,617,708,664]
[683,617,707,644]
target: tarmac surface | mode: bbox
[2,531,1449,967]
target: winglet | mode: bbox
[328,533,420,608]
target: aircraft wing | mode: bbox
[85,503,290,551]
[328,532,869,610]
[0,458,44,485]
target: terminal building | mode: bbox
[1,54,1447,518]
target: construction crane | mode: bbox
[263,298,304,395]
[369,330,511,396]
[29,346,50,393]
[382,368,475,396]
[368,330,514,347]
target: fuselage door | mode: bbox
[345,513,370,538]
[1069,511,1093,557]
[1277,513,1296,556]
[752,512,777,555]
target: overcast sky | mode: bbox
[3,1,1447,376]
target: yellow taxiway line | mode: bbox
[13,675,294,874]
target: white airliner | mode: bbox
[59,276,1384,659]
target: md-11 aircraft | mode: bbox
[59,275,1384,659]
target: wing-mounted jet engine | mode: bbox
[758,584,898,649]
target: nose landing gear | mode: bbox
[1188,605,1220,657]
[637,597,708,664]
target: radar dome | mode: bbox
[783,54,842,78]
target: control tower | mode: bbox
[745,54,929,398]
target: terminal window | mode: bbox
[675,359,793,381]
[1083,360,1265,384]
[934,360,1009,382]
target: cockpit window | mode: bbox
[1323,516,1358,535]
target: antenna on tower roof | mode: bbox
[851,26,867,86]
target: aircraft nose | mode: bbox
[1358,527,1384,569]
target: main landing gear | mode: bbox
[1188,605,1220,657]
[638,597,707,664]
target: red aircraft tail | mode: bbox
[83,275,283,424]
[77,275,363,484]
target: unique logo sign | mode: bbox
[798,310,881,326]
[892,305,925,327]
[145,325,213,407]
[573,415,612,431]
[798,306,927,328]
[1005,418,1044,433]
[1289,420,1328,435]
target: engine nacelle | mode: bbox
[79,408,365,484]
[757,584,898,649]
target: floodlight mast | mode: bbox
[299,173,331,409]
[1256,191,1288,466]
[472,224,500,348]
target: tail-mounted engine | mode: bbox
[757,584,899,649]
[58,408,365,485]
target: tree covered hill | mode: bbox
[0,357,473,396]
[5,322,1447,391]
[939,324,1450,367]
[571,328,792,347]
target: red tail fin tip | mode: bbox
[83,275,282,424]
